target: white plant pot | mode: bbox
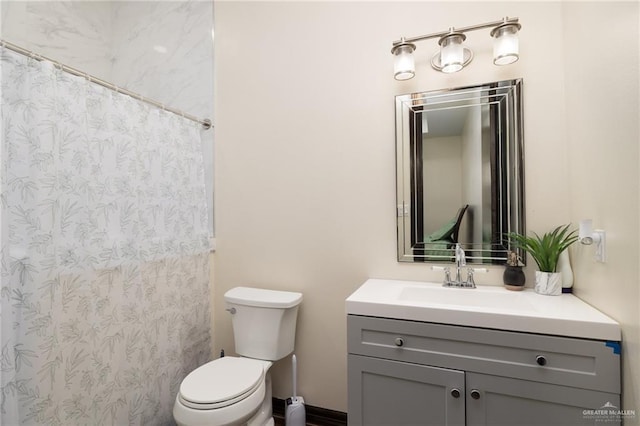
[534,271,562,296]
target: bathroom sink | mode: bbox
[397,285,536,312]
[346,279,620,340]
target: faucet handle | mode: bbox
[443,267,451,285]
[466,268,476,288]
[431,266,452,286]
[465,267,488,288]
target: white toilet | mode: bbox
[173,287,303,426]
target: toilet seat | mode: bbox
[178,357,265,410]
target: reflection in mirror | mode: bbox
[396,79,525,264]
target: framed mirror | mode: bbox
[396,79,525,264]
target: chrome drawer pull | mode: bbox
[450,388,461,398]
[536,355,547,366]
[394,337,404,347]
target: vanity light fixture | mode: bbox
[391,16,521,80]
[579,219,606,262]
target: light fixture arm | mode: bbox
[391,17,520,47]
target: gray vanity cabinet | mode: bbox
[465,373,619,426]
[347,315,621,426]
[348,354,465,425]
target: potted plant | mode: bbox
[503,251,525,291]
[507,224,578,296]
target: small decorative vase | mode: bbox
[503,266,526,291]
[534,271,562,296]
[557,250,574,293]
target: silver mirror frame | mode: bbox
[395,79,525,264]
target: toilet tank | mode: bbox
[224,287,303,361]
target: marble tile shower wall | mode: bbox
[1,1,213,120]
[1,0,215,233]
[111,1,213,121]
[1,1,113,79]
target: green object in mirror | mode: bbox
[396,79,525,264]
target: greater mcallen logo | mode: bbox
[583,402,636,422]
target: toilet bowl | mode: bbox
[173,357,273,426]
[173,287,302,426]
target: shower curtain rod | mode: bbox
[1,39,212,130]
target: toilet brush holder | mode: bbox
[285,354,306,426]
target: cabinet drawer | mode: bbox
[347,315,620,394]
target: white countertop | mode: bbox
[346,279,621,341]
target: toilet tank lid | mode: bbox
[225,287,303,308]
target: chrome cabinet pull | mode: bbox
[470,389,481,400]
[394,337,404,347]
[450,388,461,398]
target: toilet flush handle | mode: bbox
[225,307,236,314]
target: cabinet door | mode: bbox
[466,372,621,426]
[348,354,465,426]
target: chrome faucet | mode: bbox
[440,244,476,288]
[454,243,466,283]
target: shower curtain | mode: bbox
[0,47,212,425]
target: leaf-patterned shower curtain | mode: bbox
[0,46,211,425]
